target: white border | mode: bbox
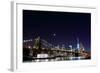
[11,1,97,71]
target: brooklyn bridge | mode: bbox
[23,36,91,62]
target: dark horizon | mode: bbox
[23,10,91,51]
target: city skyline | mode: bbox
[23,10,91,51]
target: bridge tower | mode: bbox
[33,36,41,49]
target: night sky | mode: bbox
[23,10,91,51]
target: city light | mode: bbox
[23,37,91,62]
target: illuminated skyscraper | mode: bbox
[77,38,80,50]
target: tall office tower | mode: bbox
[77,38,80,50]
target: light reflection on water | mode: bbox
[69,56,85,60]
[23,56,85,62]
[38,56,85,62]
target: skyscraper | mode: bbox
[77,38,80,50]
